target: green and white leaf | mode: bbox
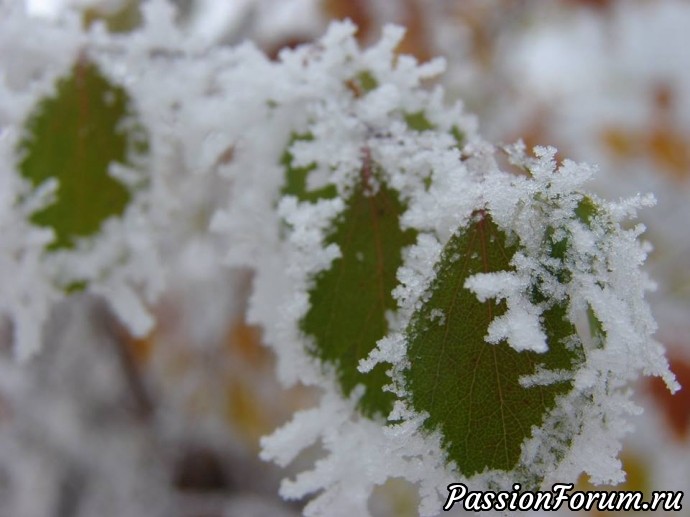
[300,175,416,417]
[403,212,582,478]
[18,59,147,252]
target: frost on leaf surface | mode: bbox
[241,21,676,515]
[403,212,582,478]
[302,171,416,417]
[17,59,147,250]
[281,133,336,203]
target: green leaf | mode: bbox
[83,0,142,33]
[403,212,582,477]
[404,111,434,132]
[575,195,598,226]
[302,173,417,417]
[355,71,378,93]
[587,304,606,346]
[345,71,379,98]
[281,133,337,203]
[18,59,147,250]
[545,194,601,285]
[451,125,465,148]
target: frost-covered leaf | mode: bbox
[404,111,434,132]
[575,195,598,225]
[345,70,379,97]
[403,212,582,477]
[83,0,142,33]
[281,134,336,203]
[354,70,378,93]
[18,59,147,250]
[302,173,416,417]
[450,126,465,147]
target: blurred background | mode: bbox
[3,0,689,515]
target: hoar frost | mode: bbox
[0,0,239,359]
[0,4,678,517]
[224,22,676,517]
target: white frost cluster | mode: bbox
[499,0,690,352]
[0,2,678,516]
[0,0,241,359]
[239,23,673,517]
[357,138,677,511]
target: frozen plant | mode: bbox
[0,1,677,516]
